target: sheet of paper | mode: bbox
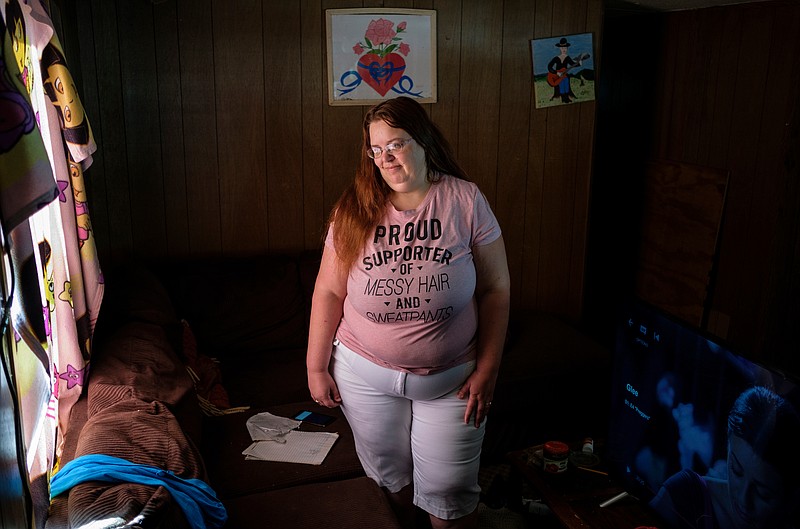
[242,430,339,465]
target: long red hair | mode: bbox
[328,97,469,271]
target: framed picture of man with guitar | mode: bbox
[531,33,595,108]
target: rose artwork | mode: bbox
[365,18,396,46]
[352,18,411,96]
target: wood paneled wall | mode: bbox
[656,1,800,374]
[54,0,603,320]
[588,0,800,375]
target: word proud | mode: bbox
[363,219,452,270]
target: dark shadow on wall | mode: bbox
[582,11,665,348]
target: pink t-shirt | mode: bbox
[328,175,502,374]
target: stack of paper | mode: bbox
[243,430,340,465]
[242,411,339,465]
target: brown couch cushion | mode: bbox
[97,262,179,330]
[167,255,307,358]
[217,347,309,407]
[202,402,364,499]
[221,476,402,529]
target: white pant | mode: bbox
[331,340,484,520]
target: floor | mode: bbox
[405,460,561,529]
[476,462,563,529]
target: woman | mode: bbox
[649,385,800,529]
[306,96,510,529]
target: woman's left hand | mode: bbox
[458,369,498,428]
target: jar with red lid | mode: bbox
[543,440,569,474]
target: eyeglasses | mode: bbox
[366,138,414,159]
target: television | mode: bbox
[606,298,800,529]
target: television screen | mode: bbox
[606,299,800,529]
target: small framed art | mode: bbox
[531,33,595,109]
[326,8,437,106]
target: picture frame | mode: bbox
[531,33,596,109]
[326,8,437,106]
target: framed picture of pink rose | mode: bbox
[326,8,437,106]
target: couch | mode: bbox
[46,251,611,528]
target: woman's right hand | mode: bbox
[308,370,342,408]
[306,244,347,409]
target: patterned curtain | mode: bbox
[1,0,102,526]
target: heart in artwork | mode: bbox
[357,53,407,96]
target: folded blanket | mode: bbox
[46,320,210,528]
[51,454,227,529]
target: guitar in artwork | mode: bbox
[546,53,590,87]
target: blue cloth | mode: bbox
[50,454,227,529]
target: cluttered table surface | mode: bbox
[506,440,666,529]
